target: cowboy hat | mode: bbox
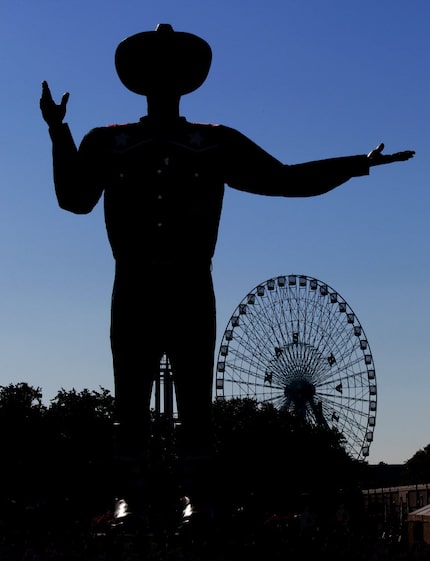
[115,23,212,96]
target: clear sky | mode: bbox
[1,0,428,465]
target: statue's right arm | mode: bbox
[40,81,103,214]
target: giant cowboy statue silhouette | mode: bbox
[40,23,414,517]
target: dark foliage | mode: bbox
[0,384,371,537]
[212,398,364,522]
[404,444,430,484]
[0,383,425,558]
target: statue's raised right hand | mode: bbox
[40,81,70,127]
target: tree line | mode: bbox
[0,381,427,531]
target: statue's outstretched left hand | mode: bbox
[367,143,415,166]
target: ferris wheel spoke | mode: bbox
[314,352,371,387]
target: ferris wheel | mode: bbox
[215,274,377,461]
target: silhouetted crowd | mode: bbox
[0,493,428,560]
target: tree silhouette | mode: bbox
[0,382,374,537]
[403,445,430,484]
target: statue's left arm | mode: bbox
[221,126,415,197]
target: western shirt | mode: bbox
[49,116,370,265]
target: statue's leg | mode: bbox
[109,268,164,523]
[169,266,216,459]
[165,266,217,537]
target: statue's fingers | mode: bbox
[41,80,53,100]
[367,143,385,159]
[60,92,70,109]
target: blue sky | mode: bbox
[1,0,428,465]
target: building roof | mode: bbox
[408,503,430,521]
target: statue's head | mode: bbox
[115,23,212,96]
